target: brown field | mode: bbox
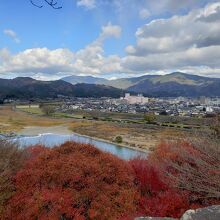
[0,105,212,151]
[69,119,207,150]
[0,105,64,133]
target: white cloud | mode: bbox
[123,2,220,78]
[0,23,122,78]
[1,3,220,79]
[0,48,74,74]
[112,0,216,17]
[139,9,151,19]
[3,29,20,43]
[77,0,96,9]
[67,23,122,75]
[100,22,121,39]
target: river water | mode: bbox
[14,133,148,160]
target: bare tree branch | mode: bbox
[30,0,43,8]
[158,139,220,200]
[30,0,62,9]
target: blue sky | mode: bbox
[0,0,220,79]
[0,0,142,55]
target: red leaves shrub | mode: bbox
[138,190,189,218]
[2,139,219,219]
[5,142,138,220]
[129,158,167,195]
[129,157,189,218]
[25,144,48,160]
[0,141,27,216]
[129,139,220,218]
[151,140,220,200]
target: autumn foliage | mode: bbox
[4,142,138,220]
[0,138,219,219]
[0,141,27,216]
[129,139,220,218]
[151,140,220,200]
[129,158,190,218]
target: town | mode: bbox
[58,93,220,117]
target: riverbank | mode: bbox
[1,105,210,152]
[18,125,73,136]
[71,131,149,154]
[16,125,149,153]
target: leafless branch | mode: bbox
[154,138,220,200]
[30,0,62,9]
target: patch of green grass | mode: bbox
[18,107,43,115]
[53,112,83,119]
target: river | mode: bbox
[14,133,148,160]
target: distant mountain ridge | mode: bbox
[0,72,219,100]
[62,75,109,85]
[62,72,220,97]
[126,72,220,97]
[0,77,123,100]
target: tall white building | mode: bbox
[122,93,149,104]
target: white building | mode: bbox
[122,93,149,104]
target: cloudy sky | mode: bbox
[0,0,220,80]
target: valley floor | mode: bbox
[0,105,212,151]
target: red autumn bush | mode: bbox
[129,158,168,195]
[128,139,220,218]
[138,189,190,218]
[0,140,27,216]
[4,142,139,220]
[2,138,219,219]
[129,158,190,218]
[151,140,220,201]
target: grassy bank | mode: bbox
[0,105,212,151]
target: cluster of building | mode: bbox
[2,92,219,117]
[59,94,220,117]
[121,93,149,105]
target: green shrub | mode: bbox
[144,113,156,124]
[40,104,55,116]
[115,136,123,143]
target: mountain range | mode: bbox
[62,72,220,97]
[0,77,123,100]
[0,72,219,100]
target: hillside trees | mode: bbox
[4,142,138,220]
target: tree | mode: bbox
[5,142,138,219]
[30,0,62,9]
[115,136,123,144]
[144,113,156,124]
[151,139,220,200]
[128,137,220,218]
[40,104,55,116]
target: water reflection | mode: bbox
[14,133,147,160]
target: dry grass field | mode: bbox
[69,119,202,150]
[0,105,212,151]
[0,105,64,133]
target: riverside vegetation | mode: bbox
[0,135,219,219]
[0,105,215,151]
